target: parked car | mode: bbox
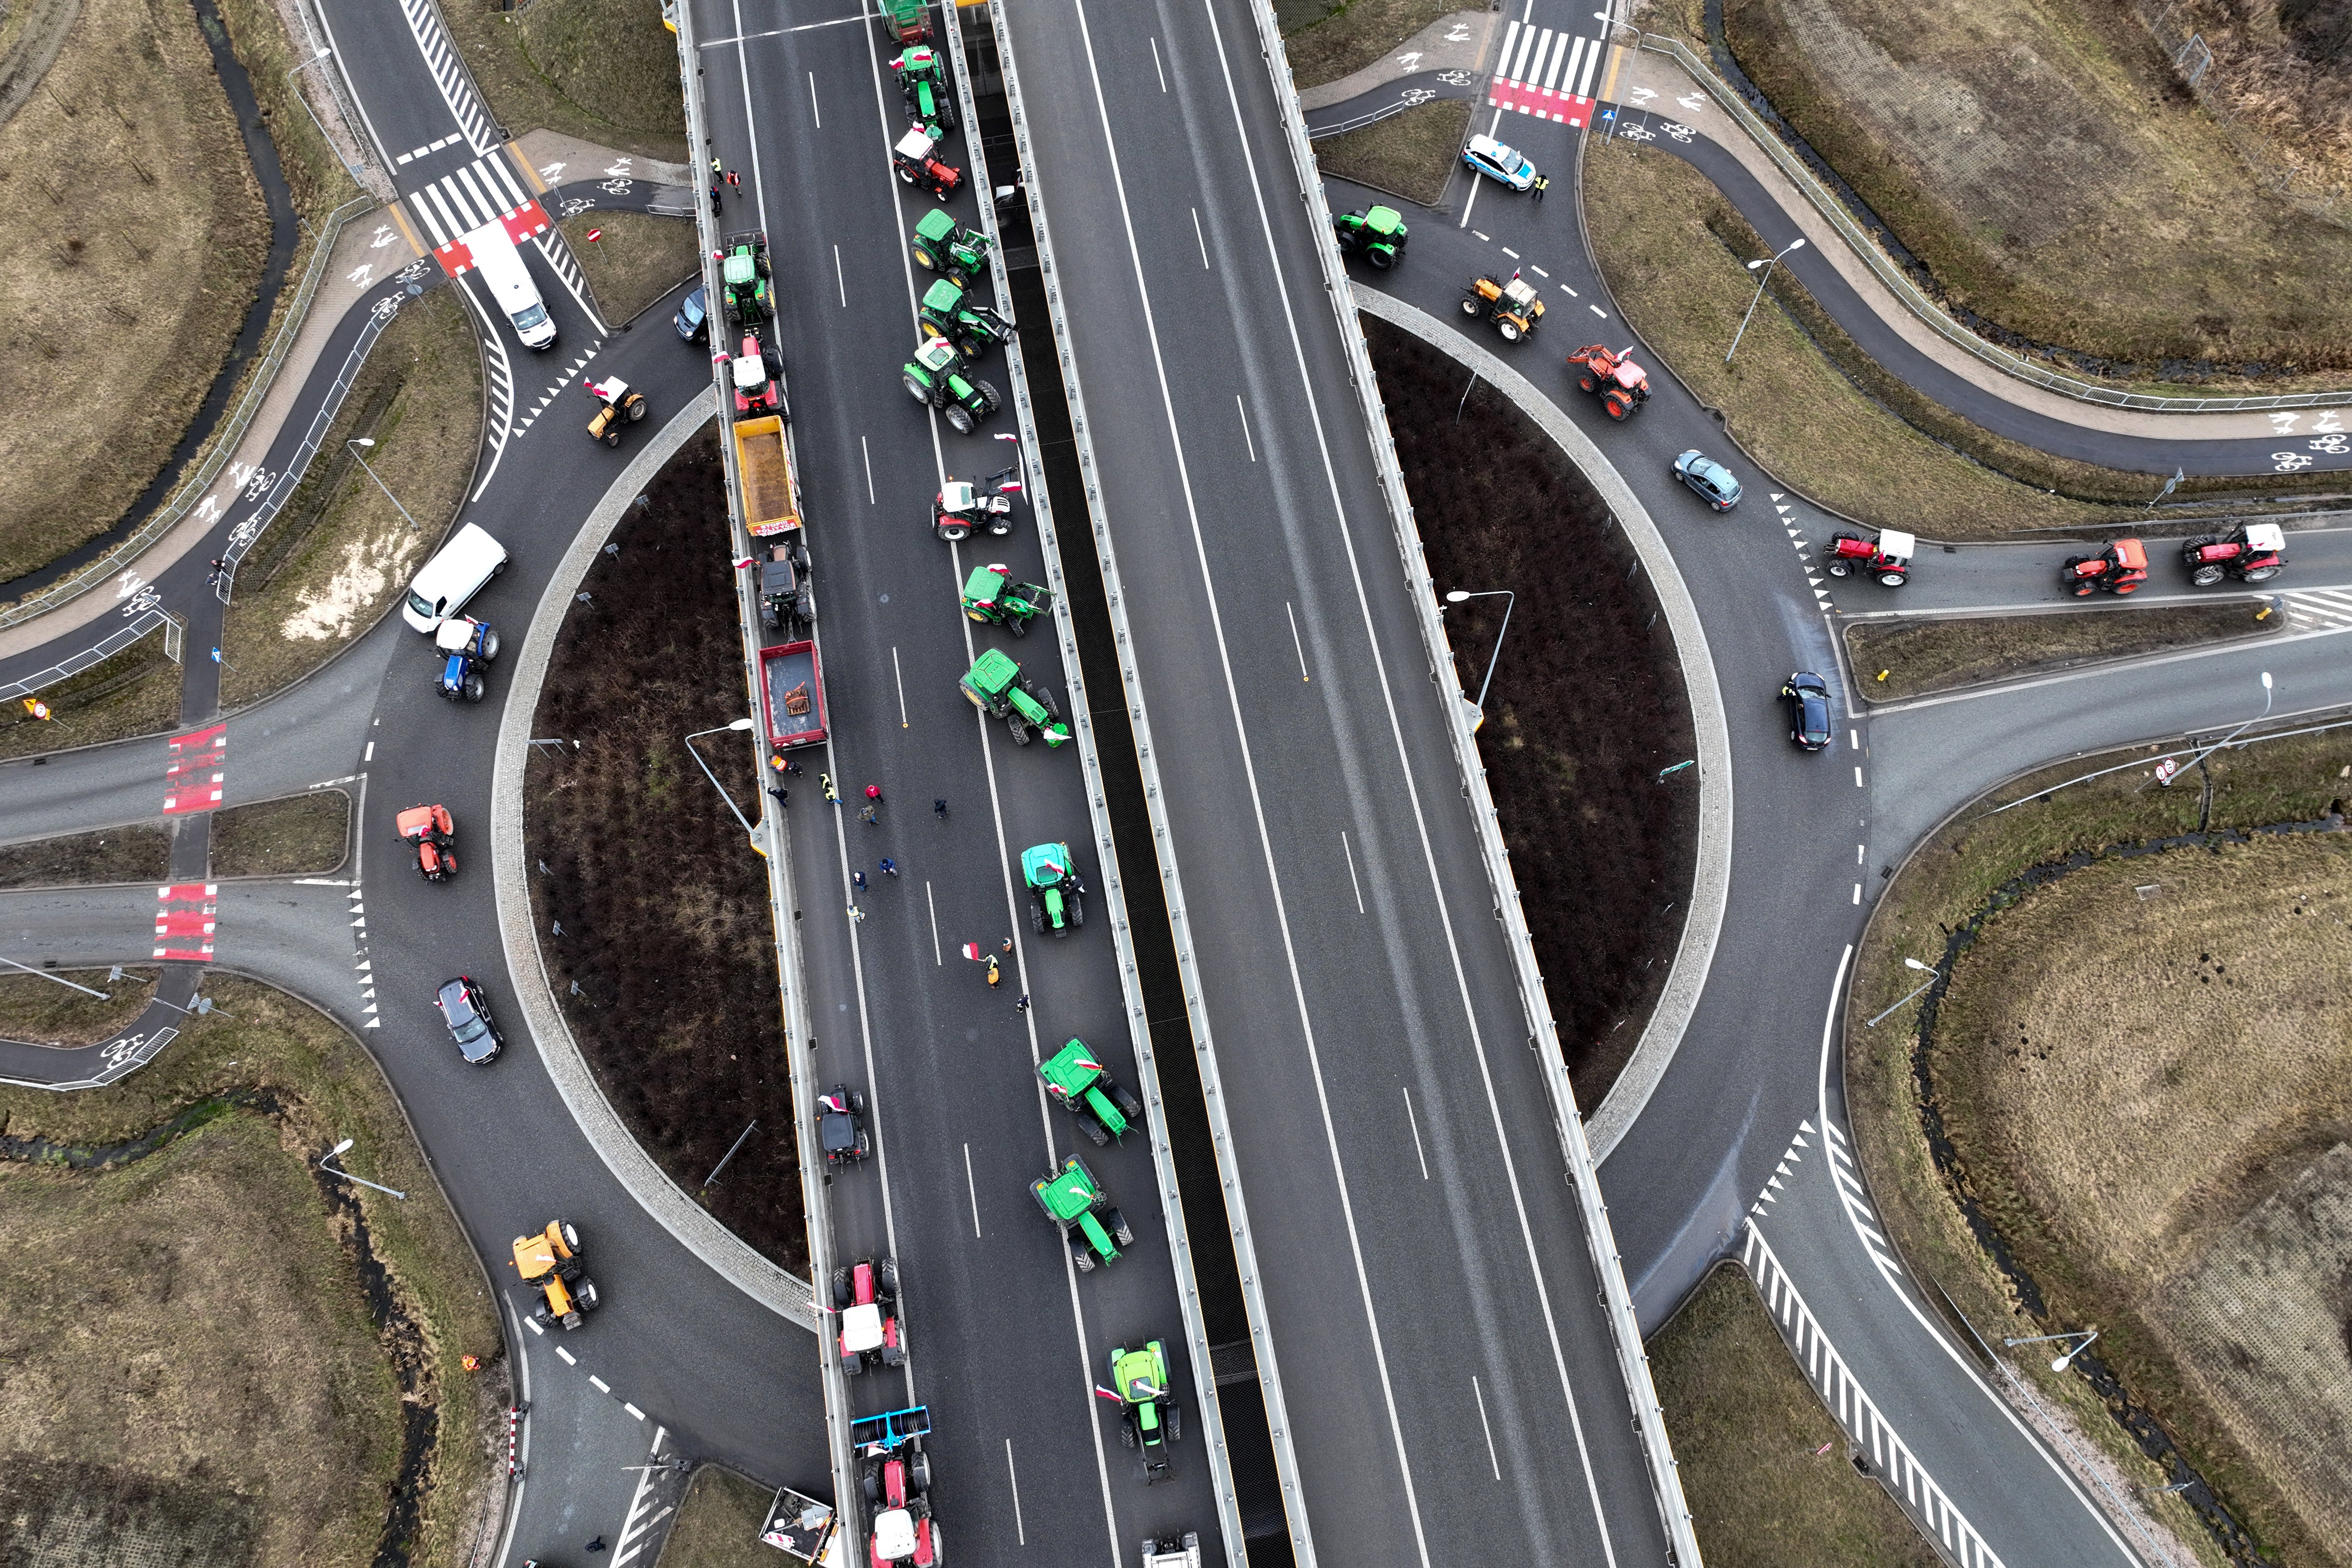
[674,285,709,343]
[435,976,504,1064]
[1672,449,1743,511]
[1461,134,1537,192]
[1781,672,1834,752]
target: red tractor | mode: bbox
[833,1256,904,1376]
[731,326,783,417]
[396,803,456,882]
[2061,538,2149,597]
[1823,528,1915,587]
[864,1448,938,1567]
[2181,523,2286,585]
[893,126,961,201]
[1566,343,1651,420]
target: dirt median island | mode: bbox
[1367,318,1699,1108]
[1848,731,2352,1568]
[1313,97,1472,207]
[560,211,697,329]
[442,0,686,163]
[1847,602,2280,700]
[655,1467,776,1568]
[524,430,806,1273]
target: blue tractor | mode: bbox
[436,616,499,703]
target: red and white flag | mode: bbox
[961,941,983,961]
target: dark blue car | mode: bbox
[674,286,708,343]
[1781,672,1834,752]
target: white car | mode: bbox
[1462,134,1537,191]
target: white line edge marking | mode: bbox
[1472,1374,1502,1479]
[1150,34,1168,93]
[1402,1087,1430,1179]
[1004,1439,1027,1544]
[625,1403,645,1419]
[963,1142,982,1238]
[808,71,821,128]
[892,645,910,727]
[861,434,876,502]
[836,245,849,309]
[590,1375,611,1392]
[555,1345,575,1365]
[1236,395,1257,462]
[925,880,942,965]
[1340,830,1364,913]
[1286,600,1310,682]
[1192,206,1210,269]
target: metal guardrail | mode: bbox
[0,194,379,631]
[1636,34,2352,415]
[957,8,1256,1567]
[1249,17,1708,1565]
[1306,93,1418,140]
[671,0,864,1545]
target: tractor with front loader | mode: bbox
[918,277,1014,360]
[1031,1155,1131,1270]
[511,1220,600,1330]
[959,648,1069,746]
[1332,205,1407,269]
[1039,1037,1144,1145]
[1566,343,1650,420]
[960,563,1050,632]
[911,207,992,282]
[903,336,1001,434]
[1461,273,1544,341]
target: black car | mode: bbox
[673,285,709,343]
[435,976,504,1063]
[1781,671,1834,752]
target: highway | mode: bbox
[998,0,1684,1562]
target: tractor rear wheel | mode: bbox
[945,403,975,435]
[1367,245,1395,270]
[902,372,933,404]
[912,243,938,270]
[1604,392,1631,419]
[463,671,485,702]
[2190,563,2226,585]
[863,1469,881,1505]
[1498,320,1522,342]
[626,397,647,422]
[843,1352,864,1376]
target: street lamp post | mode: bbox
[318,1138,407,1199]
[2160,670,2274,785]
[1443,589,1514,731]
[1864,957,1941,1029]
[347,439,422,532]
[2005,1328,2099,1372]
[1726,237,1807,364]
[684,718,761,840]
[288,50,364,184]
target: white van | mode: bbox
[467,222,557,350]
[402,523,509,633]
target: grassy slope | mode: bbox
[655,1468,776,1568]
[0,638,181,762]
[1846,603,2278,700]
[1313,97,1471,206]
[441,0,686,162]
[211,789,350,878]
[560,210,697,328]
[1284,0,1466,88]
[0,968,159,1045]
[1847,732,2352,1568]
[0,976,504,1568]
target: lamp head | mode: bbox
[726,717,756,731]
[1787,238,1807,253]
[1746,259,1766,270]
[2261,671,2273,689]
[352,437,375,449]
[330,1138,354,1156]
[1445,590,1471,603]
[1904,958,1933,972]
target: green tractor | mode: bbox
[1031,1155,1130,1271]
[1039,1037,1144,1145]
[875,0,928,44]
[902,336,1001,434]
[1332,205,1407,269]
[960,563,1051,632]
[1104,1339,1181,1483]
[910,207,992,283]
[917,278,1015,360]
[717,231,774,324]
[959,648,1069,747]
[891,44,955,131]
[1022,842,1085,938]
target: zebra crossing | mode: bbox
[2282,584,2352,634]
[1487,20,1605,125]
[397,0,496,154]
[403,150,550,275]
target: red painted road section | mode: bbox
[1486,78,1593,126]
[163,724,226,815]
[432,197,552,278]
[155,883,218,962]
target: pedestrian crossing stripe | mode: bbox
[1487,22,1603,125]
[403,150,552,277]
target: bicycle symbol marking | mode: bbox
[100,1033,149,1069]
[370,293,404,324]
[1661,121,1695,142]
[2272,451,2315,471]
[560,197,598,218]
[2309,433,2349,454]
[243,468,276,501]
[229,517,261,551]
[1434,68,1472,86]
[1618,124,1656,142]
[1399,87,1437,105]
[395,259,431,284]
[597,178,634,196]
[125,587,162,617]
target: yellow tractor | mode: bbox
[1461,273,1545,342]
[511,1220,601,1330]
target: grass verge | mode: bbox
[1580,138,2343,530]
[1848,731,2352,1568]
[1313,98,1470,208]
[1847,603,2279,700]
[0,967,158,1045]
[0,826,171,889]
[221,290,483,710]
[211,789,350,877]
[0,637,182,762]
[0,975,505,1568]
[1368,318,1698,1108]
[1282,0,1466,88]
[524,430,805,1271]
[1723,0,2352,380]
[441,0,686,162]
[560,211,696,328]
[1652,1266,1941,1568]
[655,1467,774,1568]
[0,0,270,582]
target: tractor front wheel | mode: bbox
[1072,1238,1096,1271]
[1006,614,1027,638]
[1578,374,1598,392]
[1367,246,1395,270]
[976,379,1002,413]
[603,429,622,447]
[1109,1209,1133,1247]
[1459,297,1479,317]
[1030,902,1046,935]
[945,403,976,435]
[1080,1113,1109,1146]
[1825,560,1849,577]
[1008,718,1032,746]
[1069,893,1084,928]
[1168,1405,1182,1442]
[936,521,970,542]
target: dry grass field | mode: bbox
[1846,603,2277,700]
[560,211,696,328]
[654,1468,776,1568]
[1314,98,1471,206]
[0,639,181,762]
[0,967,158,1045]
[0,0,269,582]
[211,789,350,877]
[442,0,686,162]
[1284,0,1463,87]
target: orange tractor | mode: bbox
[1567,343,1651,420]
[2061,538,2149,597]
[397,803,457,882]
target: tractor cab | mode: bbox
[1823,528,1915,587]
[2062,537,2149,597]
[758,541,814,632]
[1462,273,1544,341]
[893,126,962,200]
[2183,522,2286,585]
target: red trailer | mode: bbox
[760,640,828,750]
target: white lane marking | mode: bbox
[364,741,374,762]
[1237,395,1257,462]
[963,1142,982,1237]
[835,245,848,309]
[1529,264,1549,277]
[1150,35,1168,93]
[1590,304,1608,316]
[590,1375,611,1392]
[1501,246,1520,259]
[1558,284,1579,297]
[1852,882,1861,905]
[625,1403,645,1419]
[892,646,910,727]
[1849,729,1859,749]
[523,1315,544,1335]
[1854,766,1865,787]
[1192,207,1210,269]
[1341,830,1365,913]
[1472,1375,1502,1479]
[555,1345,576,1364]
[1286,601,1310,682]
[1402,1087,1430,1179]
[808,71,821,127]
[1005,1439,1028,1544]
[1855,843,1864,864]
[925,881,942,964]
[861,435,876,503]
